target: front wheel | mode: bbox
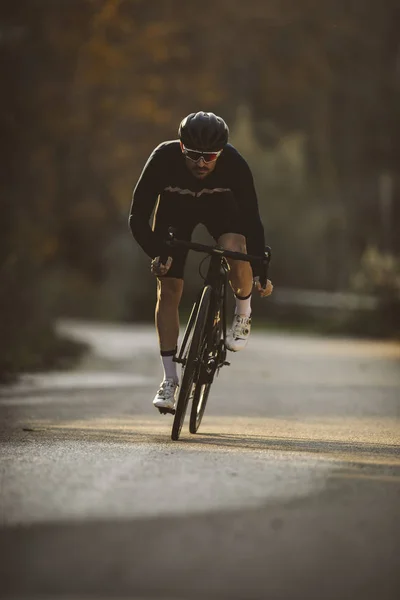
[171,286,212,441]
[189,380,211,433]
[189,309,224,434]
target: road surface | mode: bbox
[1,321,399,600]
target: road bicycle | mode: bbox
[160,228,271,441]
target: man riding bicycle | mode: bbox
[129,111,273,412]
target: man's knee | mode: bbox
[157,277,183,304]
[218,233,247,254]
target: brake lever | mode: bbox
[259,246,272,289]
[167,226,177,240]
[160,227,177,264]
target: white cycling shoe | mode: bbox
[225,314,252,352]
[153,378,179,414]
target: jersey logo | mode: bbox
[164,186,231,197]
[197,187,231,197]
[164,186,196,196]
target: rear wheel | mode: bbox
[171,286,212,441]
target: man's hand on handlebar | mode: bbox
[151,256,173,277]
[253,277,274,298]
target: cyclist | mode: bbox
[129,111,273,412]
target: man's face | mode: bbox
[184,155,218,179]
[181,144,221,179]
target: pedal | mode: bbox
[157,407,176,415]
[223,361,231,366]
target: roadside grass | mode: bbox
[0,326,89,384]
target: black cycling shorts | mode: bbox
[153,190,245,279]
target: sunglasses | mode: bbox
[182,145,222,164]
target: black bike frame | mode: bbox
[203,253,229,364]
[174,251,229,383]
[169,234,271,371]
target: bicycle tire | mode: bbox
[176,298,198,362]
[190,282,225,433]
[171,285,212,441]
[189,379,211,434]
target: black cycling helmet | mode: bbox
[178,111,229,152]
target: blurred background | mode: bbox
[1,0,399,380]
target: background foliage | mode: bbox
[1,0,399,378]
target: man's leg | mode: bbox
[218,233,253,351]
[218,233,253,298]
[153,277,183,412]
[156,276,184,353]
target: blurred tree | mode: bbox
[1,0,399,378]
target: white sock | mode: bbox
[235,292,252,317]
[160,349,178,382]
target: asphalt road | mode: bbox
[1,320,399,600]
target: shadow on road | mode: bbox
[19,423,400,466]
[188,431,400,457]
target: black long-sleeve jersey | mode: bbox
[129,140,266,275]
